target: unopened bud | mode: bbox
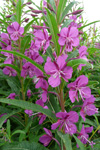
[32,10,43,14]
[72,9,83,15]
[32,24,49,29]
[26,2,32,5]
[79,31,83,34]
[28,6,34,9]
[24,18,29,22]
[47,3,55,13]
[31,14,38,17]
[12,1,16,6]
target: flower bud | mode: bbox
[32,24,49,29]
[72,9,83,15]
[32,10,43,14]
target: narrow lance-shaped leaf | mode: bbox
[0,98,57,122]
[0,63,20,75]
[57,0,67,24]
[16,0,22,24]
[73,134,86,150]
[79,20,100,30]
[67,59,92,70]
[57,131,72,150]
[0,49,45,75]
[60,1,77,23]
[46,9,60,56]
[0,109,21,128]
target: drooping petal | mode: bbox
[39,135,52,146]
[69,27,78,37]
[48,75,61,87]
[67,111,79,123]
[51,120,61,130]
[69,90,78,103]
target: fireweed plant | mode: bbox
[0,0,99,150]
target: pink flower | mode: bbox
[21,62,35,78]
[80,95,98,121]
[27,89,32,98]
[39,128,60,147]
[3,66,17,76]
[67,75,91,103]
[34,29,51,54]
[7,22,24,41]
[77,124,95,148]
[44,55,73,87]
[0,33,11,49]
[78,46,88,70]
[39,128,53,146]
[7,93,16,99]
[36,99,48,124]
[25,110,33,117]
[51,111,79,135]
[58,26,79,52]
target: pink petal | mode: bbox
[48,75,61,87]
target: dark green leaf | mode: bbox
[0,49,45,75]
[0,109,21,128]
[46,9,60,56]
[57,131,72,150]
[60,1,77,23]
[73,134,86,150]
[67,59,92,70]
[1,141,48,150]
[0,98,57,122]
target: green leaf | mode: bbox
[0,109,21,128]
[73,134,86,150]
[11,130,25,136]
[57,131,72,150]
[0,49,45,75]
[62,19,73,28]
[57,0,67,24]
[24,20,35,34]
[1,141,48,150]
[7,119,11,137]
[79,20,100,30]
[0,63,20,75]
[16,0,22,24]
[0,19,8,27]
[0,98,57,122]
[88,81,99,87]
[60,1,77,23]
[67,59,92,70]
[46,9,60,56]
[21,35,31,53]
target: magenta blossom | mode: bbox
[3,66,17,76]
[39,128,60,147]
[44,55,73,87]
[27,89,32,98]
[21,62,35,78]
[77,124,95,148]
[0,33,11,49]
[34,29,52,54]
[36,99,48,124]
[24,110,33,117]
[51,111,79,135]
[67,75,91,103]
[58,26,79,52]
[7,93,16,99]
[7,22,24,41]
[80,95,98,121]
[78,46,88,70]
